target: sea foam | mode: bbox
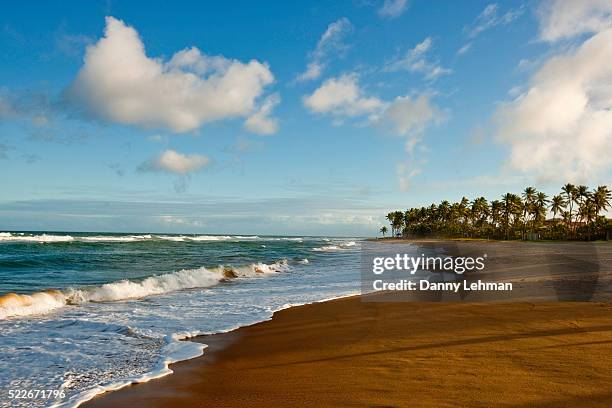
[312,241,357,252]
[0,260,290,320]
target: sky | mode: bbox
[0,0,611,236]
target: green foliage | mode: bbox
[386,185,611,241]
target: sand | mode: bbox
[85,241,612,408]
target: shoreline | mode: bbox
[83,239,612,407]
[85,294,612,408]
[68,292,360,408]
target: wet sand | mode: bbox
[86,298,612,407]
[86,241,612,408]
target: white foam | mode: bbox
[80,235,152,242]
[189,235,233,241]
[0,291,67,319]
[156,235,187,242]
[0,233,74,243]
[298,258,310,264]
[312,241,357,252]
[0,260,290,320]
[58,337,207,408]
[65,290,360,408]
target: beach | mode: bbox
[86,241,612,408]
[86,298,612,408]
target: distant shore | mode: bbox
[85,240,612,407]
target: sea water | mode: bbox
[0,232,362,407]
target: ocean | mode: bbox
[0,232,362,407]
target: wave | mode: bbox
[80,235,153,242]
[0,232,313,245]
[64,290,359,408]
[189,235,233,241]
[312,241,357,252]
[0,232,74,243]
[0,290,67,319]
[0,260,290,320]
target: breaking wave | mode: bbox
[0,260,290,320]
[0,233,291,244]
[312,241,357,252]
[0,232,74,243]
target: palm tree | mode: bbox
[533,192,549,228]
[593,185,611,217]
[438,200,451,223]
[391,211,404,237]
[574,185,589,232]
[561,183,576,234]
[550,194,566,222]
[578,196,597,240]
[386,212,395,236]
[380,226,388,237]
[384,184,609,241]
[490,200,503,231]
[522,187,537,237]
[501,193,514,240]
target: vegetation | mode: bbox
[382,184,611,241]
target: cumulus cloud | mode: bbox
[495,24,612,181]
[303,75,440,137]
[296,18,353,82]
[302,74,384,117]
[66,17,277,134]
[538,0,612,42]
[303,75,441,191]
[378,0,409,18]
[385,37,451,80]
[244,93,280,135]
[139,149,210,175]
[382,94,439,141]
[465,3,524,39]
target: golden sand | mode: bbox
[86,298,612,408]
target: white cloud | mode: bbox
[466,3,524,39]
[139,149,210,175]
[297,62,324,82]
[382,94,439,139]
[495,27,612,182]
[538,0,612,42]
[385,37,451,80]
[244,93,280,135]
[296,18,353,82]
[457,42,472,56]
[378,0,409,19]
[302,74,384,117]
[303,75,441,137]
[67,17,277,134]
[303,75,441,192]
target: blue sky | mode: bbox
[1,0,611,235]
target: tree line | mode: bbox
[381,184,611,241]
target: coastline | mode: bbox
[67,292,360,408]
[85,240,612,408]
[85,295,612,408]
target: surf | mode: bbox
[0,259,290,319]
